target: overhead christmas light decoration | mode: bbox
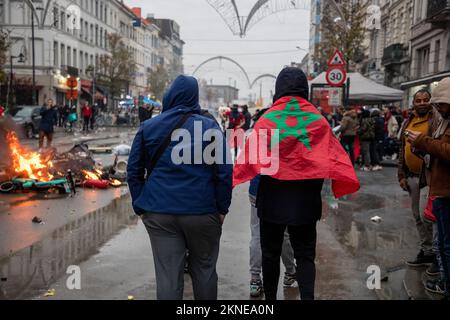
[206,0,310,37]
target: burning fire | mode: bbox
[6,132,54,181]
[110,179,122,187]
[82,170,101,180]
[82,170,122,187]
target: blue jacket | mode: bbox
[127,75,233,216]
[39,106,58,133]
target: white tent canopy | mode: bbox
[310,72,404,104]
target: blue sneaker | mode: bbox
[250,279,263,298]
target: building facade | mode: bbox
[379,0,414,89]
[151,18,184,82]
[308,0,323,78]
[0,0,182,110]
[400,0,450,106]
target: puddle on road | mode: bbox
[0,194,136,300]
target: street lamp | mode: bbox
[6,53,26,111]
[30,3,44,106]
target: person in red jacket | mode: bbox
[81,101,93,133]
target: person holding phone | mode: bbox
[398,89,441,268]
[38,99,58,149]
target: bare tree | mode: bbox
[147,64,169,101]
[96,33,136,103]
[315,0,367,73]
[0,29,11,85]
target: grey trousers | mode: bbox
[408,176,433,256]
[141,213,222,300]
[249,196,296,279]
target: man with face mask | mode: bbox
[398,89,441,269]
[407,77,450,300]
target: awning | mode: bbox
[400,71,450,90]
[310,72,404,104]
[81,87,91,96]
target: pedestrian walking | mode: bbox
[81,101,93,133]
[398,88,440,268]
[57,104,65,127]
[336,110,359,165]
[234,67,360,300]
[407,77,450,300]
[138,104,153,124]
[358,109,375,171]
[38,99,58,150]
[370,108,385,171]
[127,75,232,300]
[90,103,98,130]
[242,105,252,131]
[248,175,296,298]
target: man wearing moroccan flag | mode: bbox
[233,67,359,300]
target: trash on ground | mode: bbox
[371,216,382,223]
[43,289,56,297]
[32,216,43,224]
[113,144,131,156]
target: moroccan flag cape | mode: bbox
[233,96,360,198]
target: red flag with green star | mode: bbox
[233,96,360,198]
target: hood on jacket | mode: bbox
[273,67,309,103]
[430,77,450,105]
[162,75,201,113]
[344,110,357,118]
[370,108,381,117]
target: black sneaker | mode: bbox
[425,278,446,296]
[406,251,435,267]
[283,273,296,287]
[426,260,441,277]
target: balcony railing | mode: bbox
[382,43,406,67]
[427,0,450,21]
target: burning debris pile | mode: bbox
[7,132,54,182]
[0,132,124,194]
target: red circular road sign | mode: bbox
[326,67,347,87]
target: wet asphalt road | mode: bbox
[0,161,426,300]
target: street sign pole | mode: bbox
[326,49,348,107]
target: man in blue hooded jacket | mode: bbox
[127,75,232,300]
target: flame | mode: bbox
[6,132,54,181]
[82,170,101,180]
[110,179,122,187]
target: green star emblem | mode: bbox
[262,98,322,151]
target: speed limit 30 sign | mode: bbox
[326,67,347,87]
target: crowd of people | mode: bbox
[126,70,450,301]
[127,69,360,301]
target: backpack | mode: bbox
[358,118,375,140]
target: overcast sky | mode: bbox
[126,0,311,100]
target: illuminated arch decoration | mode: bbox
[192,56,252,88]
[250,73,277,89]
[206,0,310,36]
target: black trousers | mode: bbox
[341,136,355,165]
[83,116,90,132]
[370,139,383,166]
[260,220,317,300]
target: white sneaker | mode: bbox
[372,165,383,171]
[391,153,398,160]
[360,166,371,172]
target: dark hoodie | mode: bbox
[127,75,232,216]
[257,67,324,225]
